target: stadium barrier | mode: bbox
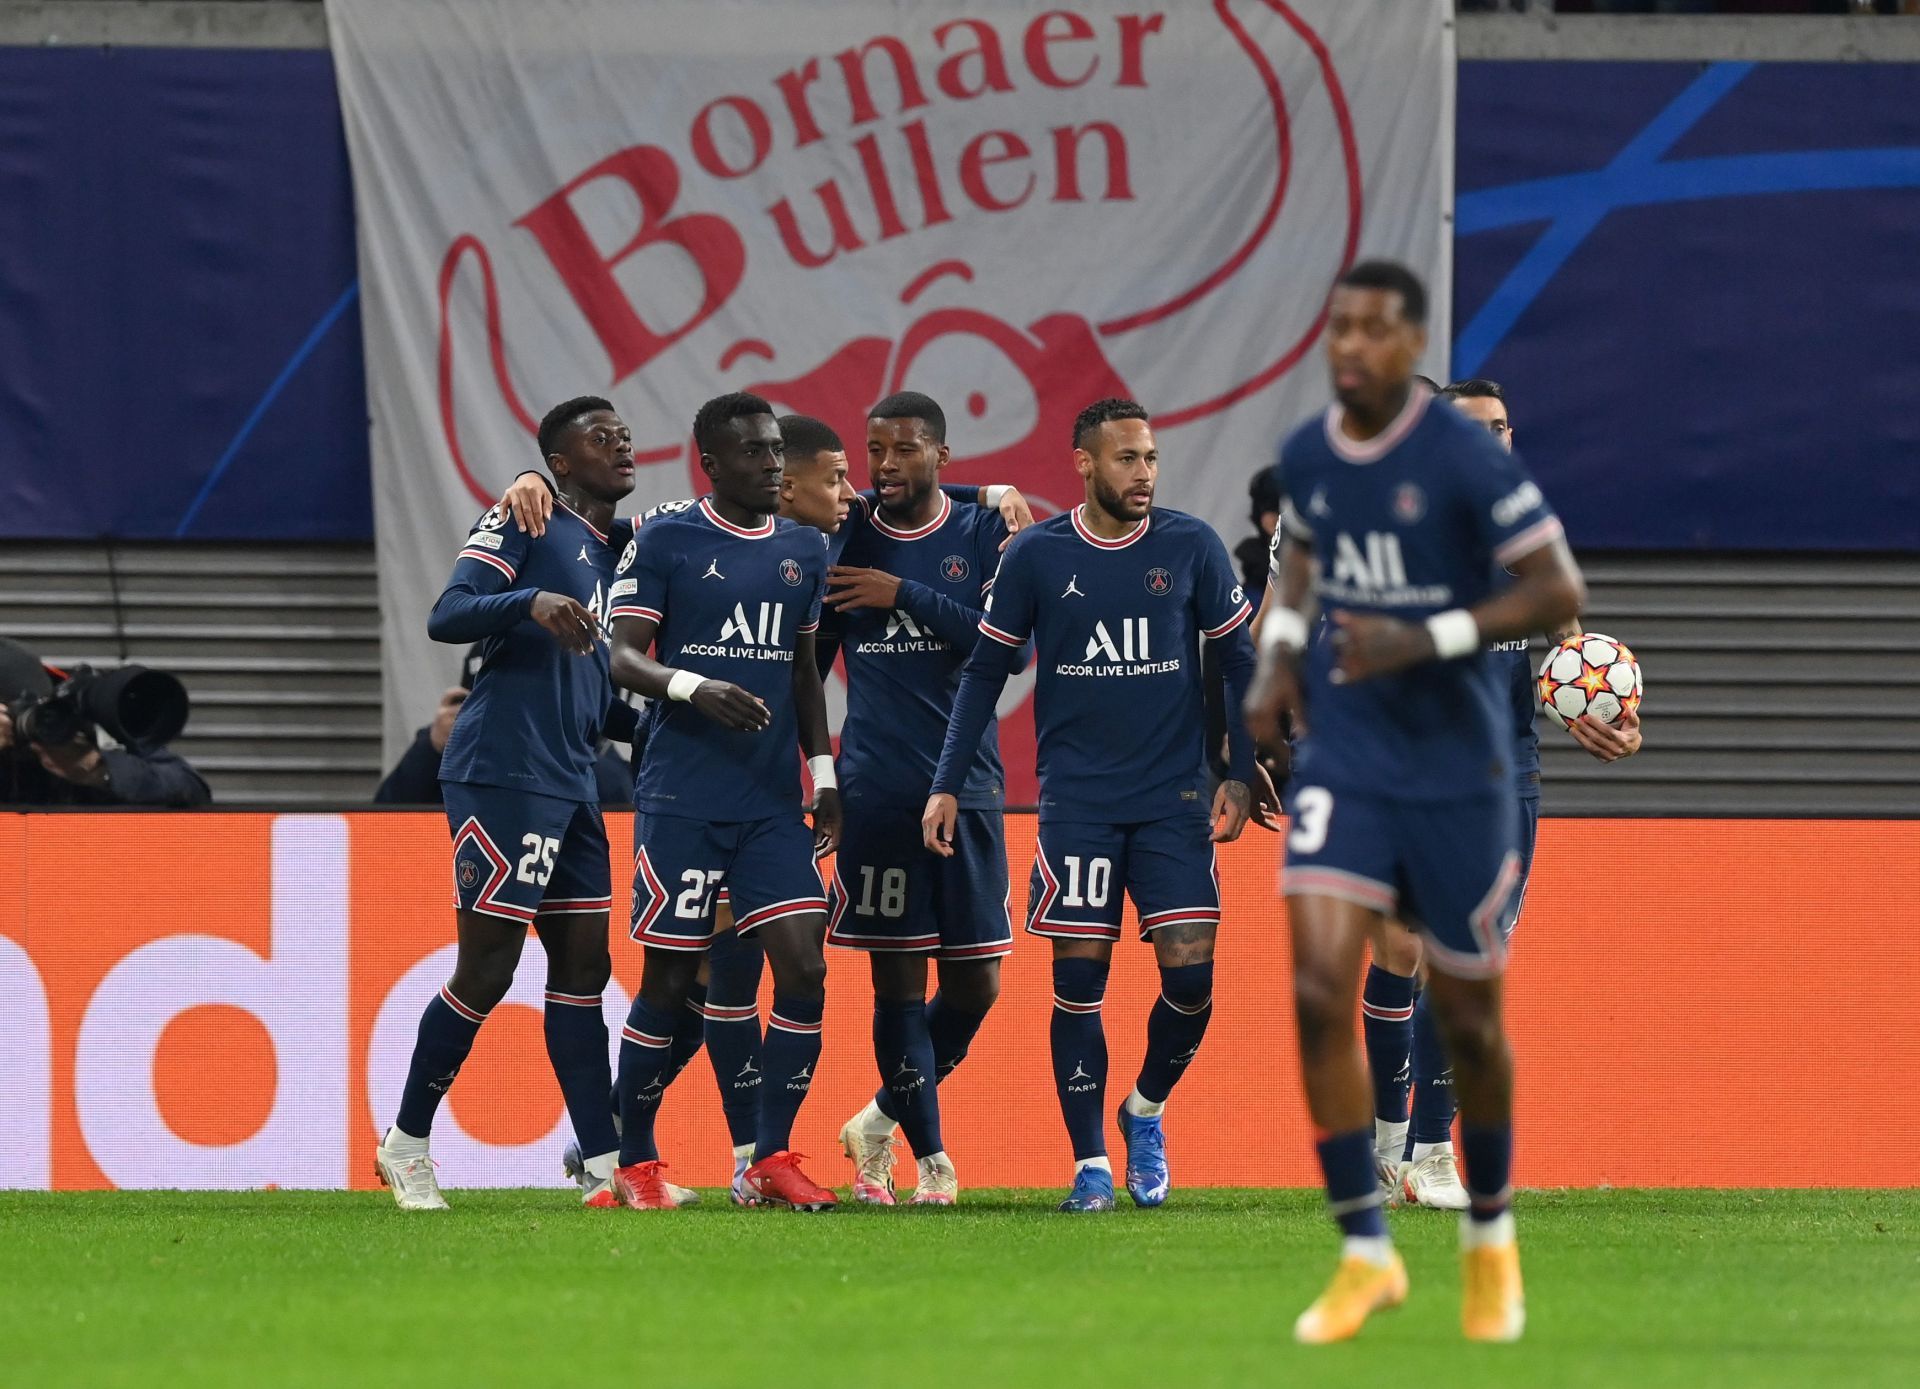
[2,812,1913,1191]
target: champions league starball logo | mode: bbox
[431,4,1364,514]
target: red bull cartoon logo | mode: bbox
[434,3,1362,513]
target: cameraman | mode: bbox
[0,704,211,809]
[0,639,209,808]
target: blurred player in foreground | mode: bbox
[827,392,1013,1207]
[926,398,1259,1213]
[1245,262,1586,1342]
[1364,379,1644,1211]
[376,396,640,1211]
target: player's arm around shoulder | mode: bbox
[497,470,554,536]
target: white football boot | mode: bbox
[910,1153,959,1206]
[839,1103,899,1206]
[1401,1148,1471,1211]
[375,1129,448,1211]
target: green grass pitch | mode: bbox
[4,1189,1914,1387]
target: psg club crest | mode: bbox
[1144,567,1173,596]
[1392,482,1427,525]
[779,557,802,586]
[941,555,970,583]
[458,860,479,889]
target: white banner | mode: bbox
[330,0,1453,761]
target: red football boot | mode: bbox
[612,1159,680,1211]
[744,1151,839,1212]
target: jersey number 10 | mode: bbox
[1059,855,1112,909]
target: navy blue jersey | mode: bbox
[611,498,825,822]
[835,492,1008,810]
[940,505,1253,822]
[432,500,633,801]
[1278,388,1563,800]
[1492,638,1541,794]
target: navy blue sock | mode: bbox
[1314,1128,1389,1238]
[542,988,618,1160]
[874,999,942,1158]
[1049,958,1109,1161]
[703,930,765,1152]
[875,992,988,1122]
[668,982,707,1086]
[756,995,824,1158]
[1134,961,1214,1105]
[1460,1124,1514,1222]
[615,997,677,1166]
[1361,966,1416,1124]
[395,984,488,1138]
[1407,989,1456,1152]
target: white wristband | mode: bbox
[808,754,837,790]
[1260,607,1310,655]
[1425,608,1480,660]
[665,669,708,702]
[983,484,1011,508]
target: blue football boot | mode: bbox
[1058,1164,1116,1213]
[1117,1103,1169,1207]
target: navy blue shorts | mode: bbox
[444,782,611,925]
[827,806,1012,961]
[631,811,827,951]
[1027,809,1220,943]
[1282,783,1521,980]
[1493,795,1540,940]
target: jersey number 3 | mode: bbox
[1288,787,1333,854]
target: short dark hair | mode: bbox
[537,395,614,462]
[1413,375,1442,393]
[1072,397,1150,452]
[1336,259,1427,326]
[778,414,844,462]
[693,392,775,454]
[1443,378,1506,409]
[1248,463,1283,525]
[868,391,946,444]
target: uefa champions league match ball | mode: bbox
[1537,632,1644,729]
